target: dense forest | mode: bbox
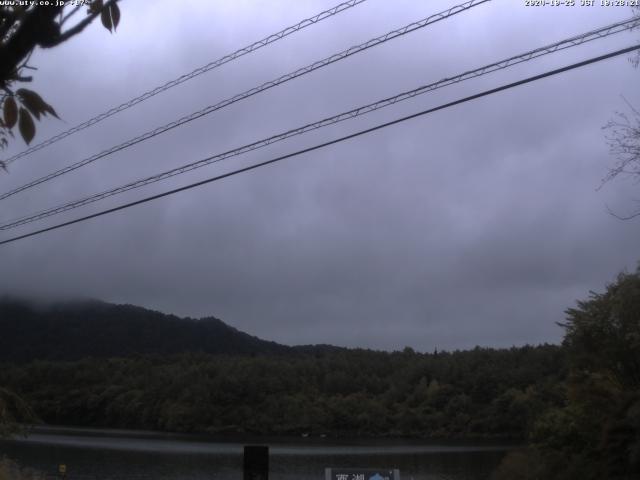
[0,297,566,439]
[1,266,639,479]
[493,266,640,480]
[0,345,564,439]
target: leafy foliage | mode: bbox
[3,264,637,470]
[94,0,121,33]
[0,387,36,438]
[0,297,568,439]
[0,344,565,439]
[0,0,121,160]
[0,457,44,480]
[562,268,640,389]
[494,265,640,480]
[0,89,57,146]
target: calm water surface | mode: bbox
[0,427,513,480]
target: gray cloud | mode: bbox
[1,0,639,351]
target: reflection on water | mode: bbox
[0,427,512,480]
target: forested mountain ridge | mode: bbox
[0,297,568,440]
[3,266,639,478]
[0,345,566,438]
[0,297,293,361]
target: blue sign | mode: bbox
[325,468,400,480]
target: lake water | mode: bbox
[0,427,512,480]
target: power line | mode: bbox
[2,0,369,166]
[2,16,638,231]
[0,0,491,201]
[1,43,637,247]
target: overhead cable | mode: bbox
[2,0,369,166]
[2,16,638,231]
[0,0,491,200]
[1,43,638,246]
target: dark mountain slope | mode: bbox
[0,297,292,361]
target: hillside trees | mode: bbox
[493,265,640,480]
[0,345,565,438]
[0,387,36,438]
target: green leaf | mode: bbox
[101,5,113,32]
[3,97,17,129]
[17,88,59,120]
[16,89,42,120]
[110,2,120,31]
[18,107,35,145]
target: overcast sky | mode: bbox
[1,0,639,351]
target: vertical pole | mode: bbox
[243,445,269,480]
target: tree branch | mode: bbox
[606,204,640,221]
[60,5,82,26]
[53,0,119,47]
[0,6,63,84]
[0,0,120,85]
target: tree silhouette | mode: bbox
[0,0,121,168]
[601,6,640,219]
